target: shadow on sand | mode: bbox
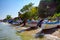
[17,25,60,38]
[35,25,60,38]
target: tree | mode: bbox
[20,3,33,12]
[38,0,57,18]
[52,13,60,18]
[20,3,38,26]
[20,7,38,20]
[20,3,33,26]
[18,12,21,17]
[56,0,60,13]
[5,15,12,20]
[29,7,38,20]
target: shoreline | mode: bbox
[1,22,60,40]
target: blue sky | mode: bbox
[0,0,40,19]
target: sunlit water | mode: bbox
[0,22,21,40]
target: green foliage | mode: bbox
[56,0,60,13]
[22,12,30,19]
[14,18,19,22]
[47,13,60,20]
[29,7,38,19]
[20,3,38,20]
[38,0,60,18]
[20,3,33,12]
[52,13,60,18]
[5,15,12,20]
[45,0,52,2]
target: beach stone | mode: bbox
[52,29,60,38]
[44,34,60,40]
[44,29,60,40]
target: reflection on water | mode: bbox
[0,22,21,40]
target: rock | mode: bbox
[44,34,60,40]
[52,29,60,38]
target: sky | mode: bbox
[0,0,40,19]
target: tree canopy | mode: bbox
[5,15,12,20]
[38,0,60,18]
[19,3,38,20]
[20,3,33,12]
